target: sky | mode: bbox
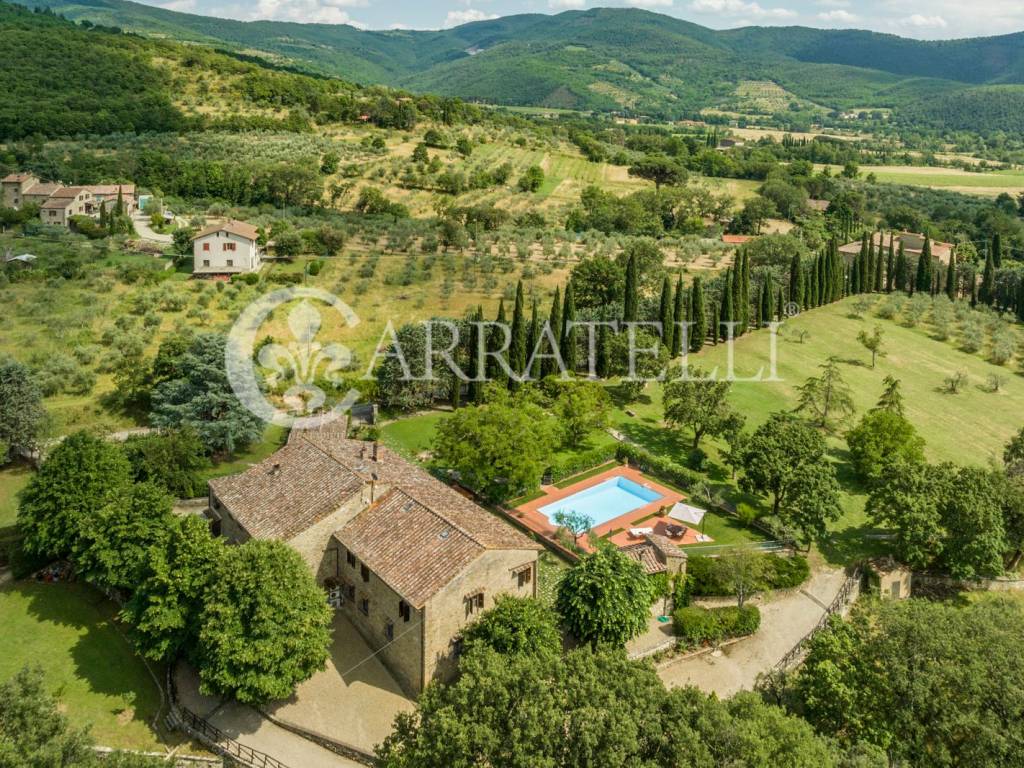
[146,0,1024,39]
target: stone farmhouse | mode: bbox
[192,220,262,275]
[839,231,954,265]
[2,172,137,227]
[206,420,541,695]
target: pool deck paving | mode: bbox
[511,465,709,552]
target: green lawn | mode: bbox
[0,581,176,750]
[380,411,446,459]
[196,424,290,484]
[0,462,33,531]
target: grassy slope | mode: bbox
[0,462,32,530]
[0,581,174,750]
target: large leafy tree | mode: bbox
[628,155,687,191]
[792,597,1024,768]
[374,319,467,411]
[845,409,925,485]
[556,543,653,647]
[121,428,211,498]
[570,256,624,310]
[0,357,47,464]
[662,366,734,450]
[740,413,840,544]
[196,540,332,704]
[460,596,561,658]
[74,481,174,591]
[123,515,225,663]
[433,389,556,501]
[378,646,871,768]
[868,462,1007,577]
[552,380,610,445]
[0,666,94,767]
[150,333,263,456]
[17,431,132,558]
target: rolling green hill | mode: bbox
[14,0,1024,131]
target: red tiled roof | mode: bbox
[722,234,754,245]
[194,219,259,241]
[2,172,34,183]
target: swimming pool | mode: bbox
[538,476,664,527]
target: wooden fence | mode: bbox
[165,670,292,768]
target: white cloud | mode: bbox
[689,0,796,19]
[443,8,499,27]
[626,0,674,7]
[897,13,948,29]
[549,0,586,8]
[213,0,367,25]
[817,9,857,23]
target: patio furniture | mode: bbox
[628,527,654,538]
[666,524,687,538]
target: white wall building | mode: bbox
[192,220,262,275]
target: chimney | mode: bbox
[359,445,367,460]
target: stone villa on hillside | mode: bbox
[207,420,541,695]
[840,231,954,265]
[2,172,137,227]
[192,220,262,275]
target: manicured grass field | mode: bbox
[0,581,174,751]
[381,411,446,459]
[197,424,290,484]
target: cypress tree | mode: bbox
[873,232,884,292]
[1016,277,1024,323]
[115,187,124,217]
[623,254,638,323]
[885,234,895,292]
[895,241,907,293]
[671,276,685,359]
[450,371,462,409]
[788,252,802,307]
[720,271,734,342]
[509,280,526,386]
[731,257,742,334]
[690,276,706,353]
[849,258,860,300]
[993,233,1003,269]
[543,287,562,378]
[945,250,957,301]
[856,233,868,294]
[754,280,764,328]
[597,323,610,378]
[709,299,719,345]
[561,281,577,374]
[469,306,485,403]
[489,300,509,387]
[776,286,785,321]
[915,237,933,294]
[658,276,674,351]
[980,248,996,306]
[740,249,750,333]
[527,297,541,381]
[760,274,774,327]
[866,232,876,292]
[99,201,107,229]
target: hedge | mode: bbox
[614,443,701,490]
[673,604,761,647]
[548,446,618,483]
[686,553,810,597]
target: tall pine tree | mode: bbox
[658,276,674,351]
[508,280,526,387]
[885,234,895,293]
[690,277,706,353]
[543,287,562,378]
[527,296,541,381]
[980,248,997,306]
[561,282,577,374]
[671,275,685,359]
[945,250,957,301]
[719,271,734,342]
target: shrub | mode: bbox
[686,553,809,596]
[615,443,700,490]
[764,554,810,589]
[673,604,760,647]
[548,447,618,483]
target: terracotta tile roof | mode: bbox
[645,533,688,561]
[2,172,33,183]
[622,543,666,574]
[335,489,487,608]
[24,182,62,197]
[208,436,365,540]
[722,234,754,245]
[40,197,74,210]
[211,421,539,584]
[86,184,136,196]
[194,219,259,241]
[49,186,89,199]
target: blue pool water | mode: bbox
[538,476,663,527]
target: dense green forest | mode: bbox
[16,0,1024,133]
[0,2,486,140]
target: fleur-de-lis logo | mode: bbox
[226,288,361,429]
[257,301,352,414]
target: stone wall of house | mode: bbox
[423,548,538,686]
[209,490,251,544]
[334,543,425,697]
[287,488,380,582]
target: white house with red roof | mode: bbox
[192,219,262,275]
